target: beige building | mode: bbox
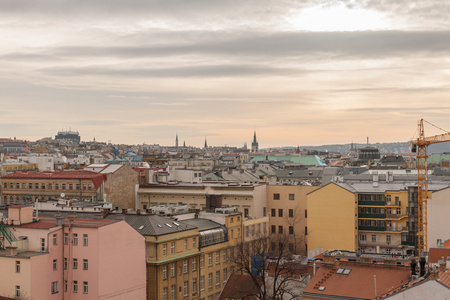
[137,183,267,219]
[266,184,319,255]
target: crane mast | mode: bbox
[413,119,450,257]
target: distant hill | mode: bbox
[269,141,450,155]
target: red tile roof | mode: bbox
[2,171,107,189]
[439,270,450,288]
[304,261,411,300]
[12,216,118,229]
[218,274,260,300]
[428,248,450,263]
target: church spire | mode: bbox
[175,133,179,148]
[204,137,208,149]
[251,131,258,152]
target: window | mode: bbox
[289,226,294,234]
[73,233,78,246]
[289,194,295,200]
[163,287,168,300]
[16,286,20,298]
[278,209,283,217]
[200,255,205,268]
[271,208,276,217]
[230,229,234,239]
[48,183,52,190]
[183,259,188,273]
[163,244,167,256]
[223,268,228,283]
[289,209,294,218]
[184,239,187,251]
[360,234,366,241]
[83,281,88,294]
[273,193,280,200]
[223,250,227,262]
[305,210,307,218]
[69,184,73,190]
[51,281,58,294]
[53,234,57,245]
[245,226,249,237]
[271,225,276,234]
[208,273,213,288]
[62,183,66,190]
[237,228,240,238]
[183,281,188,297]
[171,263,175,277]
[64,233,69,245]
[193,237,196,248]
[216,270,220,286]
[372,234,376,242]
[386,235,391,243]
[171,285,176,300]
[15,261,20,273]
[64,258,68,270]
[83,234,88,246]
[278,226,283,234]
[53,259,57,270]
[171,242,175,254]
[216,252,220,264]
[73,258,78,269]
[163,265,168,279]
[64,280,67,292]
[55,183,59,190]
[244,208,249,217]
[200,276,205,291]
[73,281,78,293]
[192,257,196,271]
[208,253,212,266]
[193,278,197,294]
[230,217,234,223]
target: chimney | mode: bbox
[360,256,373,264]
[102,209,110,219]
[195,209,200,219]
[146,209,153,214]
[322,253,336,264]
[6,246,17,256]
[55,214,64,226]
[419,257,426,277]
[136,209,141,215]
[410,259,417,276]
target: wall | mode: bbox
[307,183,357,257]
[104,165,139,209]
[428,187,450,248]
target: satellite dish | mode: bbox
[60,193,65,198]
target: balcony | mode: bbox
[385,214,407,219]
[358,200,385,206]
[386,226,405,232]
[386,201,401,207]
[358,213,386,219]
[359,240,401,247]
[401,240,415,246]
[358,225,385,231]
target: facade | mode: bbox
[427,186,450,249]
[137,183,267,219]
[55,131,81,144]
[266,184,319,255]
[1,162,38,175]
[0,205,146,299]
[307,183,358,257]
[1,171,107,205]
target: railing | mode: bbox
[358,200,385,206]
[359,213,386,219]
[0,221,17,247]
[386,201,401,206]
[358,225,386,231]
[359,240,401,247]
[385,214,407,219]
[386,226,404,232]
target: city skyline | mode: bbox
[2,1,450,147]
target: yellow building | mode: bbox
[307,183,358,257]
[1,162,38,175]
[307,180,421,257]
[266,184,319,255]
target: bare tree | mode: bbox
[283,205,307,256]
[230,233,310,300]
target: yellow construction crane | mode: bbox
[411,119,450,256]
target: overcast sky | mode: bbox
[2,0,450,148]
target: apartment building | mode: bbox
[266,184,319,255]
[307,177,450,257]
[0,205,146,299]
[1,171,107,205]
[137,182,267,219]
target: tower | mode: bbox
[175,133,179,148]
[251,131,258,152]
[204,137,208,149]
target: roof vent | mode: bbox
[318,286,325,291]
[138,225,144,230]
[165,223,172,228]
[157,224,162,228]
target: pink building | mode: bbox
[0,205,146,299]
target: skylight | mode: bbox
[139,225,144,230]
[165,223,172,228]
[318,286,325,291]
[336,268,344,274]
[343,268,352,275]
